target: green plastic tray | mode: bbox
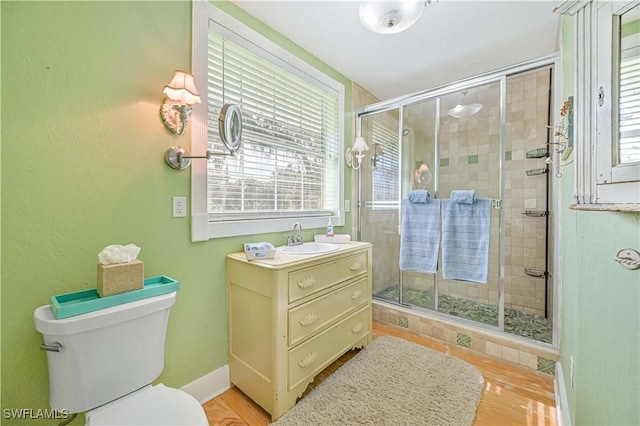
[50,275,179,319]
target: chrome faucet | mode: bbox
[286,222,304,246]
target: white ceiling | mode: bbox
[232,0,562,102]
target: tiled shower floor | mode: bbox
[374,286,552,344]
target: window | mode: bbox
[594,0,640,204]
[371,122,400,209]
[190,2,345,240]
[563,0,640,208]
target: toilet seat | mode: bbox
[85,384,208,425]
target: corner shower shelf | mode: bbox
[524,268,547,278]
[526,148,549,159]
[522,210,549,217]
[526,168,548,176]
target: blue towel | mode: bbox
[399,198,441,274]
[441,198,491,283]
[451,190,477,204]
[408,190,431,204]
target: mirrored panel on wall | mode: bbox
[617,3,640,165]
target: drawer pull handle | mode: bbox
[350,290,362,300]
[298,351,318,368]
[299,312,319,326]
[351,323,363,333]
[297,277,316,289]
[349,262,362,271]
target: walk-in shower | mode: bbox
[356,56,558,347]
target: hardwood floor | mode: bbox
[203,321,557,425]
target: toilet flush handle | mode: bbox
[40,342,62,352]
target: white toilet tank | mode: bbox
[34,291,177,414]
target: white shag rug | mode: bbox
[271,336,484,426]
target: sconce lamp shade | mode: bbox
[160,70,201,136]
[352,136,370,153]
[346,136,370,170]
[163,70,201,105]
[359,1,426,34]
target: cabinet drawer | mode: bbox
[288,252,368,303]
[288,305,370,390]
[288,277,369,346]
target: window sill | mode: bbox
[569,203,640,213]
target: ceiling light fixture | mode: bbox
[447,103,483,119]
[359,1,434,35]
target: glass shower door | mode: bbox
[397,99,438,310]
[359,109,403,304]
[433,82,502,327]
[361,61,556,344]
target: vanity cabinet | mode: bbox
[226,242,372,420]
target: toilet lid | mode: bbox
[85,384,208,426]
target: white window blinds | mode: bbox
[371,122,399,209]
[206,32,340,221]
[619,22,640,164]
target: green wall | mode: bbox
[0,1,352,424]
[559,15,640,426]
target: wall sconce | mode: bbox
[164,104,243,170]
[345,136,369,170]
[160,70,201,136]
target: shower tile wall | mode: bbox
[357,67,554,343]
[372,302,558,374]
[504,69,552,318]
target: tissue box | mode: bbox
[97,260,144,297]
[244,242,276,260]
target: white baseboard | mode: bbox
[180,364,231,404]
[555,361,572,426]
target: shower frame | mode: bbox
[355,54,561,349]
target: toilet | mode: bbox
[34,291,208,425]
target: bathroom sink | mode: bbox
[277,242,340,255]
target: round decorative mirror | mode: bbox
[218,104,242,154]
